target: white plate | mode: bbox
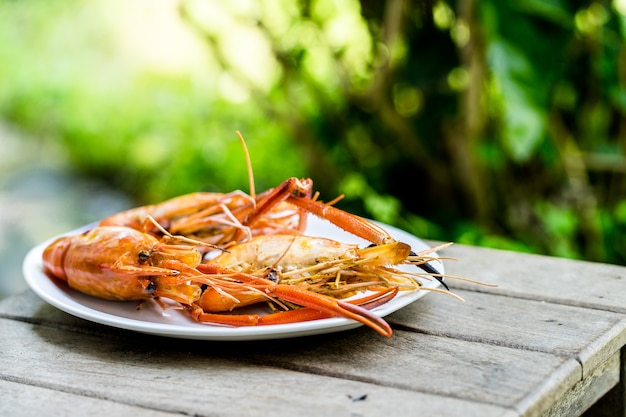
[23,216,444,341]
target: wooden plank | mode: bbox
[245,328,582,416]
[584,347,626,417]
[8,230,626,415]
[0,317,516,417]
[436,242,626,313]
[0,379,177,417]
[6,264,624,417]
[9,286,626,374]
[542,352,620,417]
[388,289,626,379]
[5,289,621,387]
[1,295,581,414]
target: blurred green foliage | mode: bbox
[2,0,626,264]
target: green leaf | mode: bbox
[487,39,546,161]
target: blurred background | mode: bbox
[2,0,626,299]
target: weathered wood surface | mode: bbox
[441,243,626,313]
[2,243,626,417]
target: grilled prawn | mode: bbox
[42,226,398,336]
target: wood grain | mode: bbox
[0,316,516,417]
[4,240,626,416]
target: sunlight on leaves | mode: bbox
[487,39,546,161]
[432,1,455,30]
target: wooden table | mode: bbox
[2,242,626,416]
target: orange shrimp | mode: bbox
[99,173,450,291]
[41,226,397,336]
[195,234,432,313]
[41,131,453,335]
[99,180,314,248]
[42,226,203,304]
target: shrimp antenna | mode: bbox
[408,243,452,291]
[366,242,450,290]
[236,131,255,199]
[146,215,227,252]
[414,259,449,291]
